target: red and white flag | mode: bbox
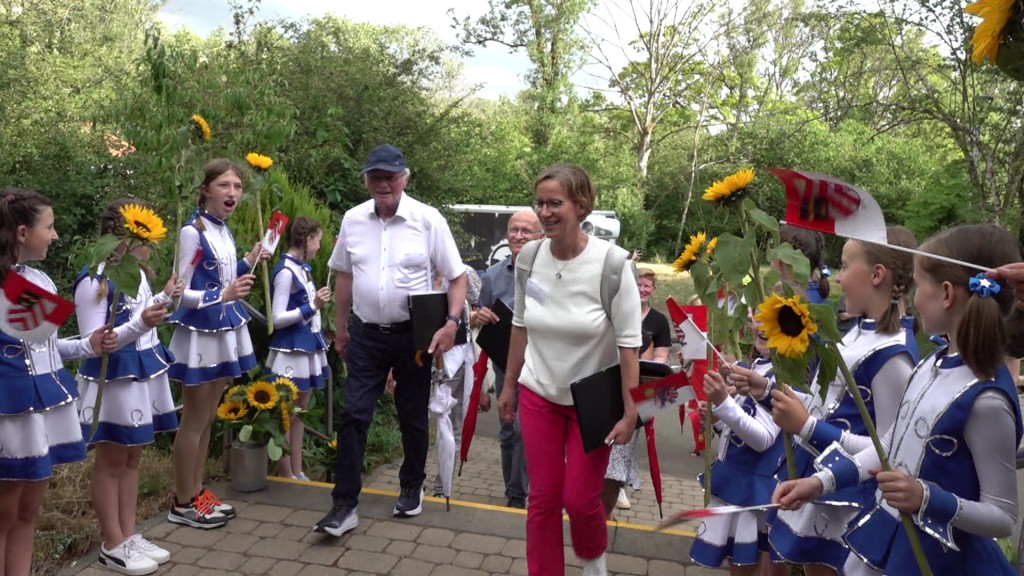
[0,271,75,341]
[631,371,694,423]
[666,298,708,361]
[261,210,290,255]
[659,503,782,529]
[769,168,887,244]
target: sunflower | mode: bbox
[225,384,245,400]
[965,0,1016,64]
[755,294,817,358]
[280,403,291,434]
[703,168,755,205]
[273,376,300,402]
[673,232,716,272]
[217,400,248,421]
[245,152,274,171]
[246,380,279,410]
[119,204,167,244]
[190,114,212,141]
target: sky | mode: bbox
[157,0,536,99]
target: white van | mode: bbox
[449,204,620,269]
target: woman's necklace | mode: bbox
[555,257,571,280]
[551,237,585,280]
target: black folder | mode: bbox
[475,299,513,373]
[408,291,468,351]
[571,361,675,453]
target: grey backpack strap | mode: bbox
[600,244,633,321]
[514,239,544,299]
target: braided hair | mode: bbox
[853,226,917,335]
[286,216,323,280]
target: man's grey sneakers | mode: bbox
[393,486,424,518]
[314,503,359,537]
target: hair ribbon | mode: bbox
[968,273,1001,298]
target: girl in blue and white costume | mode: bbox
[0,188,116,576]
[690,318,788,576]
[775,223,1024,576]
[75,199,184,574]
[167,159,266,530]
[267,216,331,481]
[765,226,918,576]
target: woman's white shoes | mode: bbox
[581,553,607,576]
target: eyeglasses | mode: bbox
[365,172,406,184]
[532,199,566,211]
[508,227,540,238]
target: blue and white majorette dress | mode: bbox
[266,255,328,391]
[168,212,257,385]
[691,358,785,568]
[0,265,93,480]
[74,267,178,445]
[768,319,914,572]
[817,347,1023,576]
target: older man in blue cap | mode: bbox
[316,144,467,536]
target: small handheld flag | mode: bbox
[770,168,887,244]
[261,211,290,255]
[631,371,694,423]
[665,298,727,364]
[772,168,988,272]
[659,503,782,530]
[0,271,75,341]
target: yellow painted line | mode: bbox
[267,476,697,537]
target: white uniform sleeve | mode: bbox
[712,395,780,452]
[74,277,109,337]
[177,226,219,309]
[946,391,1018,537]
[271,268,305,329]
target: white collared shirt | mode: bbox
[328,192,464,324]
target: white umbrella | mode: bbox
[429,379,458,510]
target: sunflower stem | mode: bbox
[89,287,120,440]
[741,212,799,480]
[172,196,183,311]
[253,182,274,334]
[829,341,932,576]
[703,311,714,507]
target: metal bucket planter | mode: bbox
[229,441,269,492]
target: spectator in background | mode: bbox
[603,267,671,513]
[476,210,542,509]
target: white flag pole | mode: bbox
[780,221,990,272]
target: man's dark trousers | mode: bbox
[331,318,431,506]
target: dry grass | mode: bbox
[32,447,208,576]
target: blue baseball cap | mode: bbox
[360,144,407,175]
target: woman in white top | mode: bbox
[498,164,641,576]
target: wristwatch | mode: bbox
[445,314,462,328]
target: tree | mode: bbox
[867,0,1024,231]
[451,0,595,149]
[583,0,717,186]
